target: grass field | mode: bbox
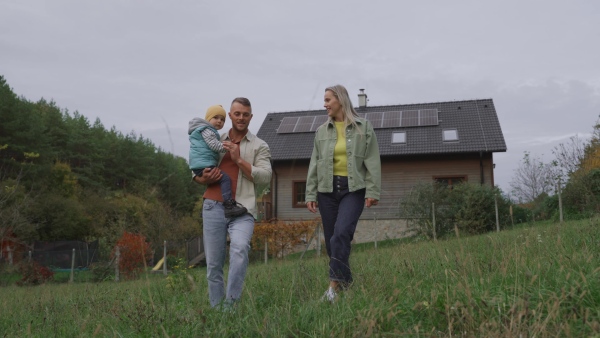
[1,217,599,337]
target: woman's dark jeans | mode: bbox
[317,175,365,286]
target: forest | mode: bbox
[0,75,203,259]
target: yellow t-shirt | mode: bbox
[333,121,348,176]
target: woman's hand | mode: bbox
[306,201,318,213]
[365,198,379,208]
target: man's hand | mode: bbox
[223,141,240,162]
[193,167,222,185]
[223,141,254,181]
[306,201,318,214]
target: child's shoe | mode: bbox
[223,199,247,218]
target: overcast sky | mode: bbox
[1,1,599,194]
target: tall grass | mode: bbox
[1,217,599,337]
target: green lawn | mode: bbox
[1,217,599,337]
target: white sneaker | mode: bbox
[321,287,337,302]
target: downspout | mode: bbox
[272,164,278,220]
[475,100,487,186]
[479,151,484,185]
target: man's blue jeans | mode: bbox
[317,175,365,286]
[202,199,254,307]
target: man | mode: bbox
[193,97,272,308]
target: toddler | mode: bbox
[188,105,247,218]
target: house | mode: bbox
[256,90,507,242]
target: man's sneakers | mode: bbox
[223,199,247,218]
[320,286,337,303]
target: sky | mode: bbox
[1,1,599,194]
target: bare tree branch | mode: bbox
[551,135,586,178]
[509,152,554,203]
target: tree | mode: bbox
[509,152,555,203]
[580,116,600,173]
[559,115,600,217]
[0,75,203,249]
[0,175,37,242]
[551,134,586,179]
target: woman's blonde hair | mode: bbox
[325,84,363,135]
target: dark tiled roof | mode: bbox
[257,99,507,161]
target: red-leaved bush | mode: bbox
[253,219,317,257]
[17,261,54,286]
[112,231,152,280]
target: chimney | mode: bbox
[358,89,368,108]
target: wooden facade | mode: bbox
[262,152,495,221]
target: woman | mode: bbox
[306,84,381,302]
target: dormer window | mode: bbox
[392,131,406,144]
[443,129,458,141]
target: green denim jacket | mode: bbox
[305,117,381,202]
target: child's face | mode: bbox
[209,115,225,130]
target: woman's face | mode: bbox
[324,90,343,121]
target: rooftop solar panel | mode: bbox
[366,112,384,128]
[402,110,419,127]
[294,116,315,132]
[383,111,402,128]
[311,115,328,131]
[419,109,438,126]
[277,117,298,133]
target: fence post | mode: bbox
[300,222,320,260]
[510,205,514,227]
[28,250,32,262]
[494,194,500,232]
[264,237,268,264]
[163,240,167,276]
[69,248,76,283]
[557,178,564,223]
[316,222,321,257]
[432,203,437,241]
[374,213,378,250]
[7,246,12,266]
[115,246,120,282]
[198,237,203,259]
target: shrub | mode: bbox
[400,182,453,239]
[16,261,54,286]
[89,261,114,282]
[111,231,152,280]
[253,219,317,257]
[449,183,502,234]
[562,169,600,215]
[165,257,198,292]
[401,182,512,237]
[510,204,532,224]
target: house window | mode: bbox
[434,176,466,189]
[443,129,458,141]
[293,181,307,207]
[392,131,406,144]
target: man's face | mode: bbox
[229,102,253,132]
